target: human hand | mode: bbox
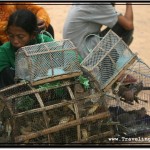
[37,18,46,31]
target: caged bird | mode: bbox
[81,128,89,141]
[5,118,12,138]
[117,107,147,127]
[117,81,145,105]
[128,107,147,121]
[128,81,144,103]
[87,103,100,116]
[117,112,137,127]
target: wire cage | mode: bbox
[15,39,81,83]
[81,30,137,90]
[0,74,114,144]
[106,58,150,138]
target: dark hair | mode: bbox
[6,9,38,35]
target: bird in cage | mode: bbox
[17,58,30,80]
[118,85,135,105]
[128,107,147,121]
[81,128,89,141]
[117,107,147,127]
[113,81,147,105]
[59,115,74,124]
[128,81,144,103]
[5,118,12,138]
[117,112,137,127]
[117,73,137,84]
[87,103,100,116]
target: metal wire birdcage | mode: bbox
[15,39,81,82]
[105,58,150,137]
[81,30,137,90]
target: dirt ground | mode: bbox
[41,3,150,66]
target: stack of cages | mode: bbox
[0,39,113,144]
[0,77,113,144]
[80,29,150,139]
[81,29,137,91]
[106,58,150,139]
[15,39,81,83]
[0,39,81,144]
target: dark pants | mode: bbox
[0,67,15,89]
[100,22,134,46]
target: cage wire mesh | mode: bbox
[81,30,136,90]
[105,58,150,136]
[15,39,81,82]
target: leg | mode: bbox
[0,67,15,89]
[100,22,134,46]
[111,22,134,45]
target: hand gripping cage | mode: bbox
[81,30,137,91]
[15,39,81,83]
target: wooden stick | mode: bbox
[14,92,102,118]
[103,55,137,92]
[15,111,110,143]
[31,72,82,86]
[5,80,74,101]
[34,92,51,143]
[66,85,81,141]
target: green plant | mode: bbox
[16,96,35,111]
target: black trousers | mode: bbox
[0,67,15,89]
[100,21,134,46]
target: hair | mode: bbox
[6,9,38,35]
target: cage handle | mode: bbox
[40,30,54,42]
[84,34,103,53]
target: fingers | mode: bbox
[37,19,46,30]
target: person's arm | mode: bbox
[0,44,13,72]
[16,3,50,30]
[118,3,134,30]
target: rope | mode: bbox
[40,30,54,43]
[84,33,103,53]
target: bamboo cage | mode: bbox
[0,39,115,144]
[0,73,114,144]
